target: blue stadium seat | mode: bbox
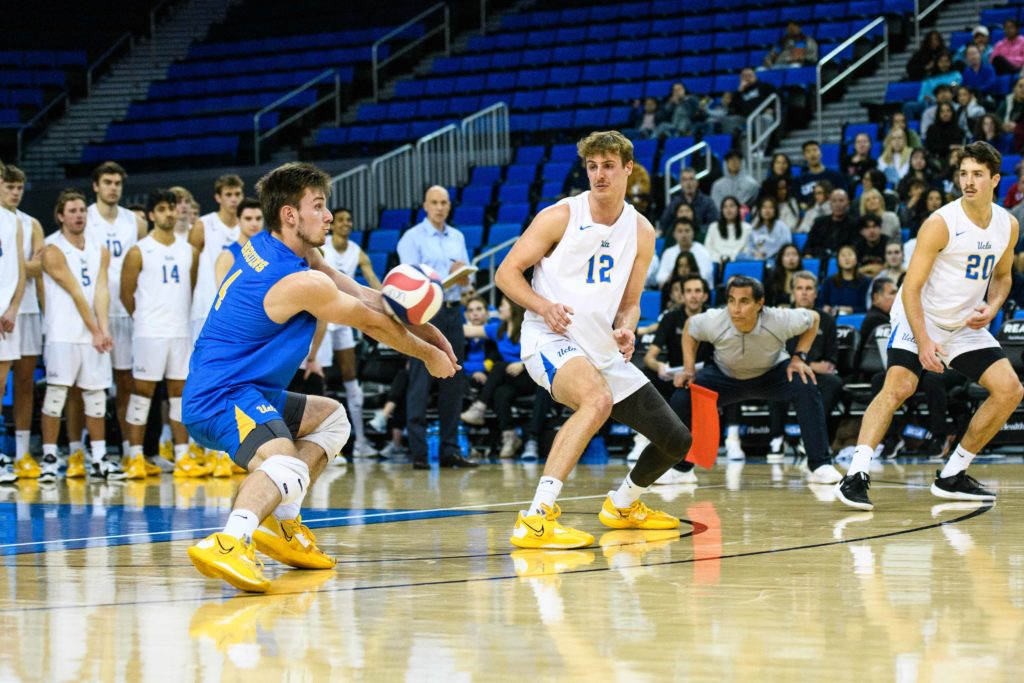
[578,85,612,104]
[488,223,522,245]
[515,145,547,164]
[826,257,838,277]
[542,161,574,182]
[640,291,661,322]
[783,67,816,88]
[510,113,539,132]
[469,165,503,186]
[461,225,484,251]
[613,62,647,82]
[368,229,400,252]
[836,313,866,329]
[549,144,578,162]
[1001,154,1021,175]
[498,183,531,204]
[496,203,531,226]
[886,82,921,103]
[454,205,485,225]
[367,251,389,276]
[610,83,644,103]
[544,88,577,108]
[801,257,821,277]
[460,186,493,206]
[506,164,538,184]
[574,108,609,128]
[548,66,581,86]
[792,233,809,253]
[512,91,545,111]
[722,260,766,283]
[539,181,564,199]
[844,122,879,143]
[540,111,573,129]
[378,210,410,231]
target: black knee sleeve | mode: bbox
[611,384,693,487]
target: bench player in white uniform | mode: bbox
[837,142,1024,510]
[119,190,199,480]
[0,189,26,484]
[495,131,692,549]
[189,174,243,344]
[86,162,148,457]
[38,190,125,481]
[322,207,382,457]
[0,164,43,480]
[168,186,196,243]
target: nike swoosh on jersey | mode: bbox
[579,225,592,231]
[955,231,966,237]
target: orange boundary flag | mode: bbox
[685,383,719,469]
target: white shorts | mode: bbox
[132,336,191,381]
[44,341,112,390]
[109,316,133,370]
[17,312,42,357]
[524,337,648,404]
[0,325,19,362]
[331,325,356,351]
[888,312,1001,364]
[315,331,333,368]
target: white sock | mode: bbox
[528,476,563,516]
[129,445,144,458]
[610,474,647,509]
[940,445,976,478]
[122,440,130,456]
[222,509,260,541]
[174,444,189,462]
[847,445,875,476]
[274,501,301,521]
[69,440,83,455]
[90,440,106,464]
[15,430,30,457]
[726,425,740,440]
[42,443,58,459]
[160,424,172,443]
[344,380,365,442]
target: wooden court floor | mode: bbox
[1,457,1023,682]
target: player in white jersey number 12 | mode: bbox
[836,142,1024,510]
[495,131,693,549]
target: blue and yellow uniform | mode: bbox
[183,231,316,465]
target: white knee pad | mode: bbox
[83,389,106,418]
[42,385,69,418]
[300,404,351,458]
[257,455,310,505]
[126,394,152,426]
[168,396,182,423]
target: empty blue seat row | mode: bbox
[167,49,370,80]
[149,68,347,100]
[0,69,66,87]
[0,89,44,108]
[188,27,392,60]
[105,112,278,142]
[127,90,316,121]
[509,107,632,133]
[0,109,21,126]
[0,49,86,67]
[81,136,238,163]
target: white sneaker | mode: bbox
[807,463,843,484]
[767,436,785,464]
[654,467,697,485]
[380,442,408,459]
[460,401,487,426]
[352,439,378,458]
[626,434,649,463]
[725,437,745,461]
[92,455,128,481]
[0,462,16,484]
[38,454,60,482]
[521,440,539,461]
[368,409,388,434]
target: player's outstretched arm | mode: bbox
[902,214,950,371]
[495,203,572,333]
[968,215,1020,329]
[265,270,458,378]
[119,245,142,317]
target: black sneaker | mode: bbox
[930,470,996,501]
[90,455,128,481]
[881,435,905,460]
[834,472,873,510]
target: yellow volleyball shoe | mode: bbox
[510,504,594,550]
[598,493,680,530]
[187,533,270,593]
[253,515,336,570]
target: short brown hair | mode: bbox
[236,196,262,219]
[2,164,26,183]
[255,162,330,233]
[54,188,86,224]
[214,174,244,195]
[577,130,634,166]
[91,161,127,184]
[956,141,1002,178]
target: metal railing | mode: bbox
[663,142,713,207]
[371,144,418,210]
[372,2,449,101]
[913,0,962,47]
[745,92,781,180]
[254,69,341,165]
[6,92,69,164]
[461,102,511,177]
[416,124,461,193]
[87,31,134,95]
[471,236,519,306]
[815,16,889,142]
[330,165,372,231]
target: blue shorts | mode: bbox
[185,386,306,467]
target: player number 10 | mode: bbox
[586,254,614,283]
[965,254,995,280]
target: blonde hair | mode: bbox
[880,128,909,165]
[168,185,194,204]
[859,188,885,216]
[577,130,634,165]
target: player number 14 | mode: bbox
[162,264,180,284]
[586,254,614,283]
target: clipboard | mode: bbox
[441,265,478,289]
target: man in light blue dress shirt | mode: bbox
[396,186,478,469]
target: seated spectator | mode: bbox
[737,196,792,261]
[854,215,889,277]
[858,188,901,240]
[919,84,956,137]
[658,167,718,235]
[796,140,847,208]
[918,53,962,104]
[764,21,819,68]
[997,78,1024,136]
[954,26,993,68]
[711,150,760,208]
[897,177,928,229]
[627,96,666,139]
[797,180,834,232]
[972,113,1015,154]
[896,148,939,200]
[858,277,897,360]
[661,252,701,309]
[991,18,1024,75]
[906,188,946,238]
[960,44,996,93]
[628,162,655,221]
[643,274,709,397]
[938,147,962,198]
[763,175,802,228]
[876,242,906,284]
[765,244,804,306]
[804,189,857,258]
[705,196,752,263]
[859,168,899,210]
[729,68,778,134]
[656,218,714,286]
[906,30,947,80]
[843,133,878,190]
[887,111,923,149]
[660,82,701,137]
[462,296,496,392]
[757,153,793,204]
[925,102,966,158]
[819,245,870,315]
[1004,170,1024,210]
[955,86,985,134]
[878,128,912,186]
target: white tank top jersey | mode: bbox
[86,203,138,318]
[44,233,102,344]
[15,209,40,314]
[323,238,361,277]
[133,234,194,338]
[521,191,639,369]
[892,198,1013,331]
[0,209,19,311]
[192,212,240,321]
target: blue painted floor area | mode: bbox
[0,503,486,557]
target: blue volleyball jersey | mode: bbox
[183,231,316,423]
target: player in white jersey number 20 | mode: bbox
[836,141,1024,510]
[495,131,693,550]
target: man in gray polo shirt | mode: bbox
[661,275,844,485]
